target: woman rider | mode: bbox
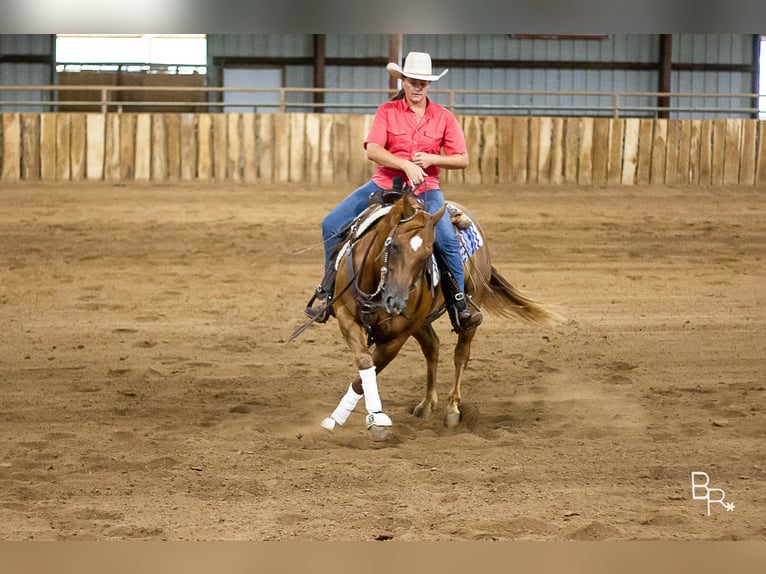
[303,51,482,333]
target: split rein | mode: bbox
[342,202,427,336]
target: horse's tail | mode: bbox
[482,265,563,326]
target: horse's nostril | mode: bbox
[385,294,406,315]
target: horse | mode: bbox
[292,191,557,440]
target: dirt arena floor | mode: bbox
[0,181,764,541]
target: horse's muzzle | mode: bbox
[383,292,408,315]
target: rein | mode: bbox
[345,207,423,340]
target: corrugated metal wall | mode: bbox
[673,34,755,119]
[0,34,54,112]
[207,33,758,118]
[0,34,757,117]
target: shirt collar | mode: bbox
[396,96,431,116]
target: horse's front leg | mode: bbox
[321,309,396,437]
[412,324,439,419]
[445,328,476,428]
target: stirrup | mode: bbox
[450,292,483,333]
[303,299,333,323]
[456,308,483,332]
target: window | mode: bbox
[56,34,206,74]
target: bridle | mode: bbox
[343,205,426,341]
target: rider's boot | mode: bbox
[303,266,337,323]
[441,273,483,333]
[449,291,483,333]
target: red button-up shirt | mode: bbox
[364,97,467,194]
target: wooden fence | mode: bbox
[2,112,766,186]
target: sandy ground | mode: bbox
[0,181,764,541]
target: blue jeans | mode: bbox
[321,180,466,291]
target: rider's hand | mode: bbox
[412,152,435,170]
[403,161,427,189]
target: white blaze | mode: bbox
[410,235,423,252]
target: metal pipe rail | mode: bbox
[0,84,761,118]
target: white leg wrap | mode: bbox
[328,384,363,426]
[359,366,382,414]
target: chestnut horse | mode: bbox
[292,192,556,440]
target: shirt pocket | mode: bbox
[420,128,444,152]
[386,128,407,145]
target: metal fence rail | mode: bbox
[0,85,761,118]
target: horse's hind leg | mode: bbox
[445,328,476,428]
[412,324,439,419]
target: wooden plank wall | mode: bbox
[2,112,765,186]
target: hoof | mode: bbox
[320,417,336,431]
[445,411,461,428]
[412,404,432,419]
[367,425,391,442]
[365,412,392,429]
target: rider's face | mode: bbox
[403,77,431,105]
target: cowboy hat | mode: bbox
[386,51,448,82]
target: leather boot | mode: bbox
[439,267,483,333]
[303,266,337,323]
[451,291,483,332]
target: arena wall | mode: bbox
[2,112,765,186]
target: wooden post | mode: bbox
[242,113,257,183]
[563,117,578,184]
[197,114,212,180]
[550,117,564,184]
[104,113,121,181]
[257,113,274,182]
[636,119,654,184]
[723,119,742,185]
[70,114,87,181]
[305,113,321,183]
[86,113,105,181]
[319,113,334,184]
[289,113,306,183]
[22,114,41,180]
[537,116,552,184]
[56,113,71,180]
[510,117,528,184]
[497,116,513,183]
[480,117,497,184]
[152,113,168,181]
[650,119,667,184]
[592,118,610,185]
[166,114,182,180]
[621,118,640,185]
[740,119,757,185]
[1,113,21,181]
[578,117,594,185]
[40,113,57,180]
[227,113,241,182]
[756,121,766,185]
[134,114,152,181]
[118,114,136,180]
[213,113,228,181]
[607,119,625,185]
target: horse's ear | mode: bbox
[401,192,417,219]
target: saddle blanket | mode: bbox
[334,203,483,272]
[447,203,484,262]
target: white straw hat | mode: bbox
[386,51,448,82]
